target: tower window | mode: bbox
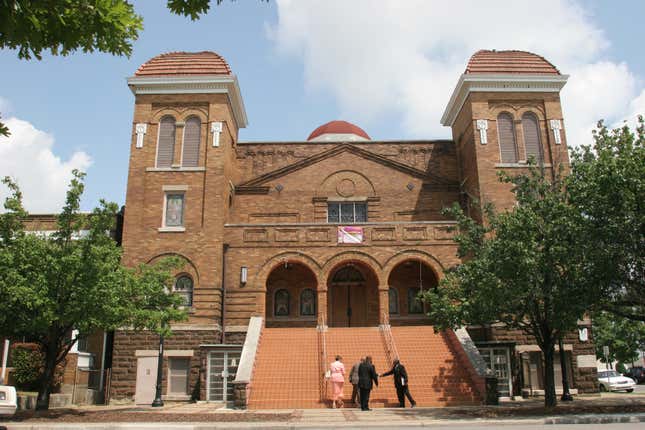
[522,112,543,163]
[182,116,201,167]
[157,116,176,167]
[497,113,519,163]
[327,202,367,223]
[164,193,185,227]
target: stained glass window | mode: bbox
[389,288,399,314]
[408,287,423,314]
[274,289,290,316]
[300,288,316,316]
[165,194,184,227]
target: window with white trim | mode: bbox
[168,357,190,395]
[164,193,185,227]
[327,201,367,223]
[174,275,194,306]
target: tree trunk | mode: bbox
[543,343,557,408]
[36,341,58,410]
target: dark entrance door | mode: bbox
[330,284,368,327]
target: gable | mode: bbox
[236,144,459,194]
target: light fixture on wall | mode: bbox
[240,266,248,285]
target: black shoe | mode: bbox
[411,402,416,408]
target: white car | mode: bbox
[597,370,636,392]
[0,385,17,416]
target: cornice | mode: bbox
[127,75,248,128]
[440,73,569,127]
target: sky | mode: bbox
[0,0,643,213]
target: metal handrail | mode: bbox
[380,312,400,368]
[318,316,328,403]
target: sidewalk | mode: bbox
[3,395,645,429]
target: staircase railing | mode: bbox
[380,312,400,368]
[318,316,328,403]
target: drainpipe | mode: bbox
[221,243,229,344]
[99,332,107,394]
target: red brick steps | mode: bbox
[247,325,482,409]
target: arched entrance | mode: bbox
[327,263,379,327]
[387,259,437,325]
[265,262,318,328]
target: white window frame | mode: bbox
[327,201,368,223]
[167,357,191,396]
[159,185,188,232]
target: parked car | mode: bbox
[0,385,17,417]
[597,370,636,392]
[623,367,645,384]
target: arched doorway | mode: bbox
[327,263,379,327]
[266,262,318,328]
[387,259,437,325]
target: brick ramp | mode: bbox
[325,327,400,407]
[391,326,482,406]
[247,328,323,409]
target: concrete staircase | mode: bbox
[247,325,482,409]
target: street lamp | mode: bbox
[559,337,573,401]
[151,332,165,407]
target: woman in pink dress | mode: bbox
[330,355,346,408]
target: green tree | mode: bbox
[423,165,600,408]
[0,0,266,133]
[593,311,645,367]
[0,171,187,410]
[568,117,645,322]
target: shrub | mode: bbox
[11,344,43,391]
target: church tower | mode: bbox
[441,50,569,220]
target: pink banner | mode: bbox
[337,226,363,244]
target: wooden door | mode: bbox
[330,284,348,327]
[330,284,368,327]
[349,284,368,326]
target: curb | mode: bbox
[4,413,645,429]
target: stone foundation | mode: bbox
[110,329,221,402]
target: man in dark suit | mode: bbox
[358,355,378,411]
[381,359,416,408]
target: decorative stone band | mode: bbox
[441,73,569,127]
[476,119,488,144]
[127,75,248,129]
[515,344,573,352]
[135,123,147,148]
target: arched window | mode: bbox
[388,288,399,314]
[157,116,176,167]
[408,287,423,314]
[522,112,543,163]
[174,275,193,306]
[497,113,519,163]
[274,289,290,316]
[332,266,365,283]
[300,288,316,316]
[182,116,201,167]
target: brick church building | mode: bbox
[110,50,598,408]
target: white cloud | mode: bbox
[0,116,92,213]
[269,0,643,147]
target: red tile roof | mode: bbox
[134,51,232,77]
[307,120,371,141]
[466,50,560,75]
